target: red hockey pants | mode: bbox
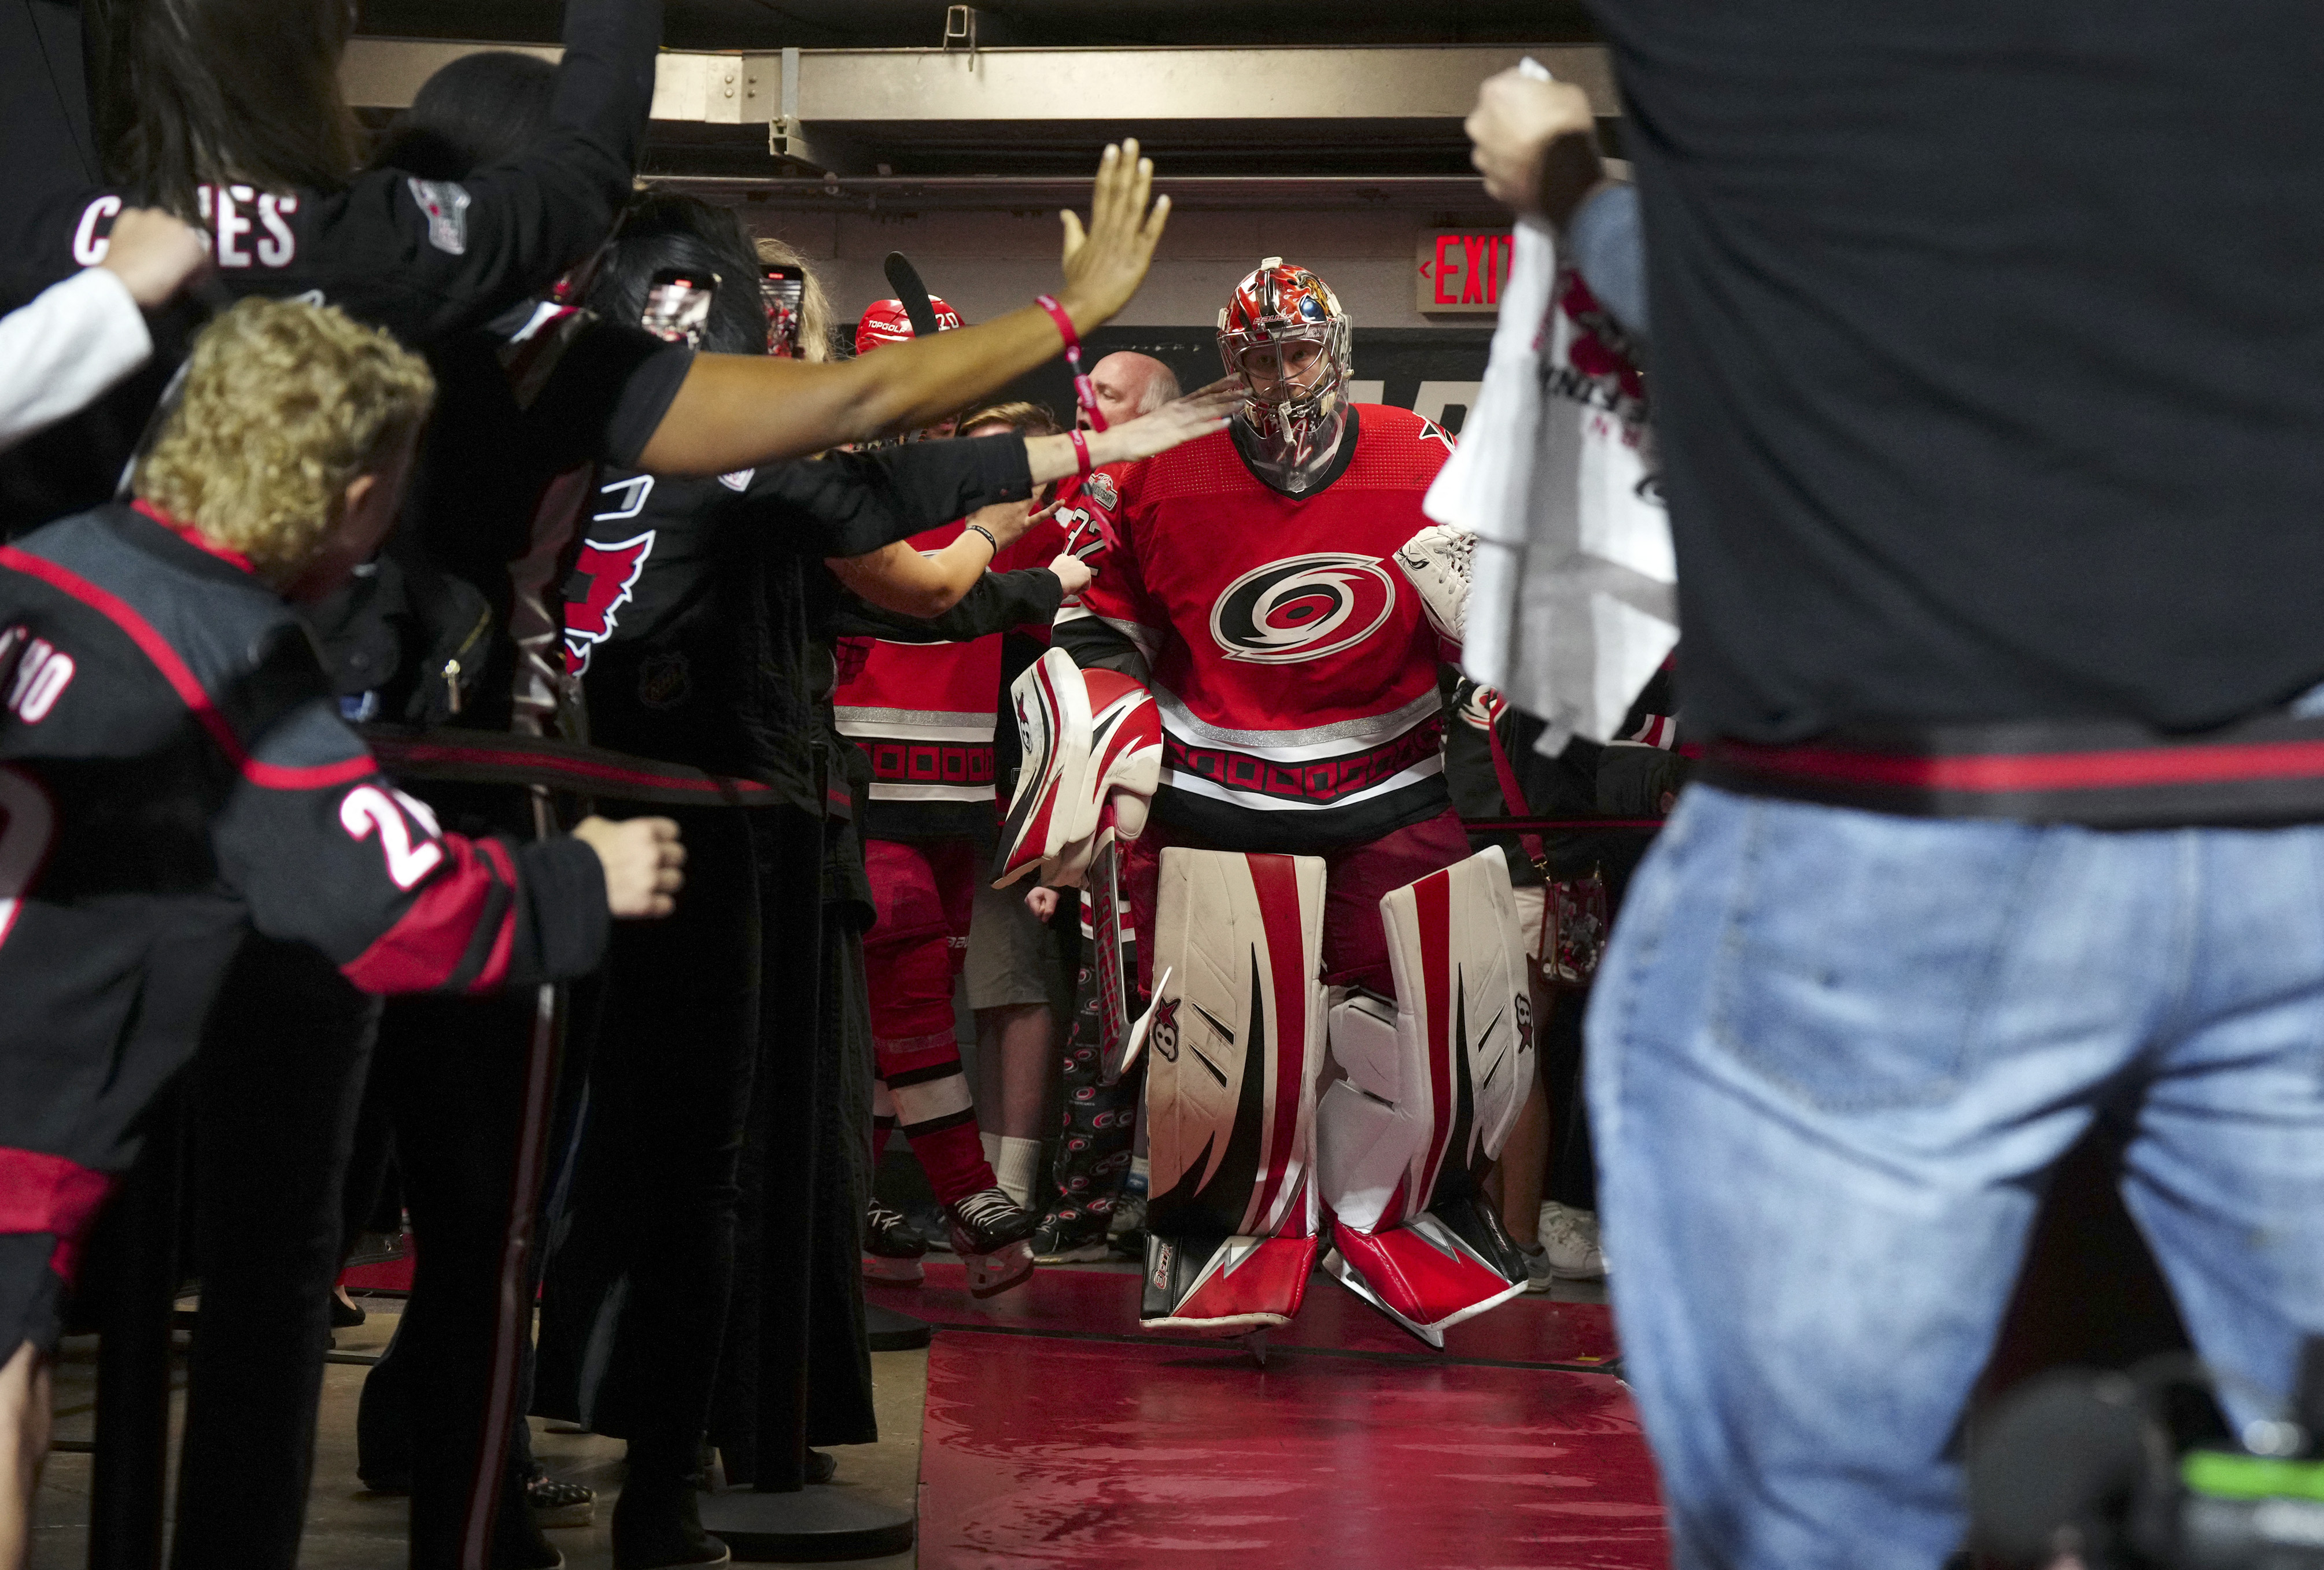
[861,836,994,1206]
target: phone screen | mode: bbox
[761,265,805,358]
[643,269,718,346]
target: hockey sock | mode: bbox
[877,1030,997,1207]
[995,1136,1041,1210]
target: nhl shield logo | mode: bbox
[407,179,473,256]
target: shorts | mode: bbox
[0,1233,66,1358]
[965,875,1057,1012]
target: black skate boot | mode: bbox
[1030,1203,1113,1264]
[944,1188,1036,1298]
[862,1198,929,1284]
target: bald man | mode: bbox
[1083,351,1180,430]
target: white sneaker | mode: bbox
[1536,1201,1607,1281]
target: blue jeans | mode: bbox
[1587,785,2324,1570]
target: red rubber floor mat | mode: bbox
[916,1328,1665,1569]
[870,1259,1621,1369]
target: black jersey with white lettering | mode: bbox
[0,503,607,1210]
[0,0,661,537]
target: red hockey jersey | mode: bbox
[831,519,1060,838]
[1055,405,1458,852]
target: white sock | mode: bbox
[995,1136,1042,1209]
[981,1131,1002,1172]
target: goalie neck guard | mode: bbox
[1218,258,1353,496]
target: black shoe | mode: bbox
[330,1293,367,1329]
[1031,1207,1112,1265]
[862,1199,928,1284]
[528,1469,596,1528]
[611,1470,730,1570]
[805,1447,838,1485]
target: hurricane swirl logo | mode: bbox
[1209,552,1397,664]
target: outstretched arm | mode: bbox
[636,142,1172,475]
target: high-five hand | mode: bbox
[1056,141,1172,328]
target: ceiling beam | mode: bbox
[341,40,1617,123]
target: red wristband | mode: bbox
[1035,293,1110,433]
[1069,428,1094,479]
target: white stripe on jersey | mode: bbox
[1152,684,1442,760]
[833,707,995,742]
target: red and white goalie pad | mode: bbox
[1318,847,1536,1347]
[1138,848,1326,1334]
[991,648,1161,891]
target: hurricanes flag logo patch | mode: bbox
[1209,552,1397,664]
[563,533,656,675]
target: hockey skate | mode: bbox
[862,1199,929,1285]
[944,1188,1037,1298]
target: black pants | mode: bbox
[1541,985,1598,1213]
[361,987,569,1570]
[710,807,878,1483]
[537,806,758,1469]
[171,936,378,1570]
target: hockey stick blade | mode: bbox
[883,251,942,338]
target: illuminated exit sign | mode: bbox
[1417,229,1514,315]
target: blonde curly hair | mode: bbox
[137,297,434,577]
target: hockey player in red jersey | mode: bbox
[1019,259,1536,1344]
[0,299,684,1562]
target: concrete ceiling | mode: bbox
[354,0,1600,50]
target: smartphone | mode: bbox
[760,264,805,358]
[642,268,718,346]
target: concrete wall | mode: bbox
[736,201,1510,331]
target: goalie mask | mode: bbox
[1218,258,1353,496]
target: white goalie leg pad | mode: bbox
[992,648,1161,890]
[1319,847,1537,1346]
[1139,848,1327,1332]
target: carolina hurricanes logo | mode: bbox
[1457,683,1508,732]
[1209,553,1398,664]
[562,531,656,675]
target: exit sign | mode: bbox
[1418,230,1514,315]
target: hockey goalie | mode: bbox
[994,258,1536,1341]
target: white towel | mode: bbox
[1425,151,1677,753]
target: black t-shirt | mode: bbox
[1594,1,2324,741]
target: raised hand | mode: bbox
[1056,140,1172,327]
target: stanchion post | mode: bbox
[86,1085,186,1570]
